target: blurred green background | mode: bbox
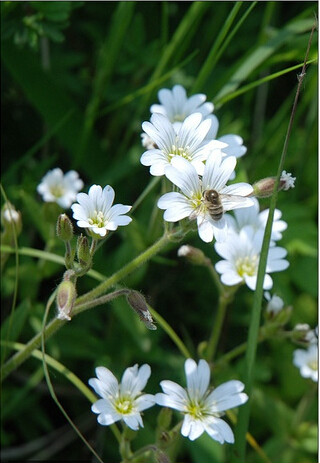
[1,2,317,462]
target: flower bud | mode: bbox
[1,202,22,236]
[77,234,91,267]
[177,245,209,266]
[56,280,76,321]
[252,171,296,198]
[291,323,317,346]
[56,214,74,242]
[264,292,292,325]
[157,406,172,430]
[127,291,157,330]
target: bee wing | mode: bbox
[220,194,254,210]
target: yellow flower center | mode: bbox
[50,185,65,198]
[236,255,259,277]
[168,141,192,161]
[172,114,185,122]
[88,210,106,228]
[115,397,133,415]
[186,399,207,420]
[308,359,318,371]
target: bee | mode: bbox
[189,189,250,222]
[202,189,223,221]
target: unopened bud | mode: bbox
[157,406,172,430]
[127,291,157,330]
[252,171,296,198]
[291,323,317,346]
[1,202,22,235]
[77,234,91,267]
[177,245,209,266]
[56,214,73,241]
[56,280,76,321]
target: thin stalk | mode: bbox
[41,292,105,463]
[204,259,225,295]
[206,286,237,363]
[148,305,192,359]
[76,233,171,305]
[0,185,20,365]
[1,231,180,380]
[214,331,266,369]
[233,24,316,462]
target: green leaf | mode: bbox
[1,299,31,343]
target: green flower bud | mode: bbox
[157,407,172,430]
[56,214,74,242]
[56,280,76,321]
[77,234,92,268]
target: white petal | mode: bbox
[121,364,151,396]
[91,398,114,415]
[197,216,215,243]
[136,394,156,411]
[163,205,193,222]
[101,185,115,212]
[221,271,243,287]
[158,192,185,209]
[89,367,119,398]
[204,417,235,443]
[140,149,165,166]
[181,415,205,441]
[97,412,120,426]
[185,359,210,400]
[124,413,143,431]
[165,157,200,196]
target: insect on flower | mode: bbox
[189,188,252,223]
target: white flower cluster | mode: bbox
[139,84,293,289]
[140,85,255,243]
[89,358,248,444]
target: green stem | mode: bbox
[1,232,179,381]
[233,24,316,462]
[76,233,171,306]
[206,287,237,362]
[204,259,225,295]
[214,332,266,368]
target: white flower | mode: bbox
[141,112,226,176]
[150,84,214,131]
[264,291,284,315]
[155,359,248,444]
[37,168,84,208]
[157,153,254,242]
[71,184,132,238]
[215,226,289,290]
[89,364,155,430]
[293,344,318,382]
[226,197,287,242]
[280,171,296,190]
[147,85,246,179]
